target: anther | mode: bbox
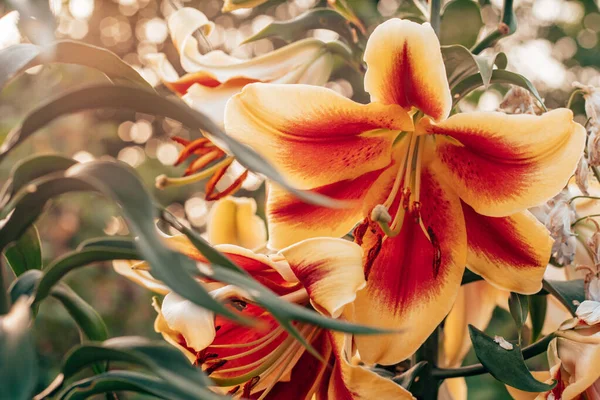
[242,376,260,398]
[204,359,227,375]
[427,227,442,277]
[353,219,369,245]
[402,187,412,211]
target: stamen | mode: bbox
[242,376,260,398]
[384,133,415,209]
[219,329,286,362]
[210,327,284,349]
[428,227,442,277]
[155,157,234,189]
[204,359,227,375]
[227,386,240,395]
[205,163,249,201]
[184,149,224,176]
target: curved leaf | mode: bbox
[469,325,555,392]
[440,0,483,48]
[3,225,42,276]
[56,371,198,400]
[0,299,38,400]
[50,285,108,342]
[451,69,546,110]
[0,85,340,208]
[529,295,548,343]
[508,293,529,331]
[0,41,150,90]
[0,43,40,89]
[243,8,356,45]
[543,279,585,316]
[442,44,507,88]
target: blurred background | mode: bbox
[0,0,599,398]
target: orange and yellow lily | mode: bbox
[114,198,412,399]
[224,18,586,364]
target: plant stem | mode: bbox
[430,0,442,36]
[430,333,555,379]
[471,0,516,54]
[417,326,440,399]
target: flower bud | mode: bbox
[499,86,536,114]
[575,156,590,195]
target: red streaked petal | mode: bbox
[279,238,365,319]
[225,83,412,190]
[423,109,586,217]
[463,204,552,294]
[363,18,451,121]
[324,332,415,399]
[352,163,467,365]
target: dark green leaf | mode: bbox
[440,0,483,48]
[50,337,223,400]
[0,85,340,208]
[451,69,546,110]
[543,279,585,316]
[0,41,150,90]
[0,298,38,400]
[50,285,108,342]
[469,325,555,392]
[529,295,547,343]
[243,8,356,45]
[3,225,42,276]
[8,270,42,303]
[508,292,529,330]
[442,45,507,88]
[56,371,198,400]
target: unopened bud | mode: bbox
[575,156,590,195]
[370,204,392,224]
[499,86,536,115]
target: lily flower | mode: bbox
[114,198,411,398]
[224,18,586,365]
[117,235,413,399]
[149,7,339,199]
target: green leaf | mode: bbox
[451,69,546,110]
[0,154,77,209]
[543,279,585,316]
[0,85,340,208]
[0,41,151,90]
[0,298,38,400]
[471,0,517,54]
[50,285,108,342]
[469,325,555,392]
[442,45,507,88]
[440,0,483,48]
[47,337,223,400]
[35,237,140,304]
[8,270,42,303]
[3,225,42,276]
[56,371,198,400]
[508,292,529,330]
[529,295,548,343]
[243,8,355,45]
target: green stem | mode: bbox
[431,333,555,379]
[417,326,440,399]
[430,0,442,36]
[572,213,600,228]
[566,89,584,110]
[593,166,600,184]
[569,195,600,204]
[471,0,516,54]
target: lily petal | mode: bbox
[438,378,467,400]
[279,238,365,319]
[324,332,414,399]
[443,281,504,368]
[225,83,413,190]
[352,163,467,365]
[462,205,552,294]
[363,18,451,121]
[423,109,586,217]
[207,197,267,250]
[113,260,170,294]
[167,8,215,73]
[554,335,600,400]
[159,292,216,354]
[504,371,551,400]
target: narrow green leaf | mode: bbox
[543,279,585,316]
[242,8,356,45]
[3,225,42,276]
[52,338,223,400]
[440,0,483,48]
[469,325,555,392]
[529,295,548,343]
[0,41,150,90]
[56,371,198,400]
[8,270,42,303]
[0,85,340,208]
[508,292,529,330]
[50,285,108,342]
[451,69,546,110]
[0,298,38,400]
